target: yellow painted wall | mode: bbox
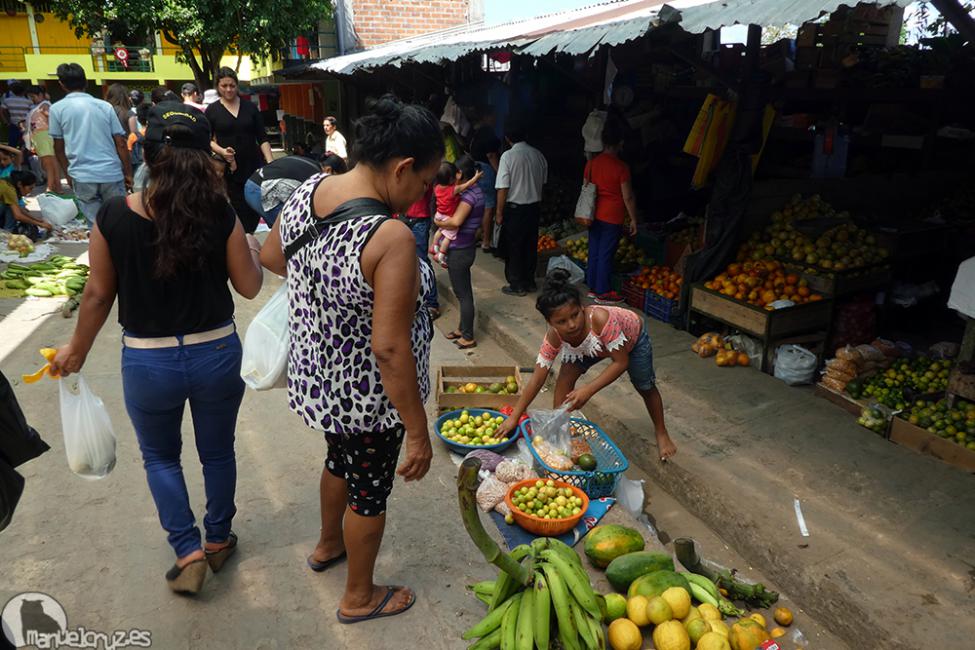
[33,15,89,51]
[3,16,33,49]
[1,13,264,83]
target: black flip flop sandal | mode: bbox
[444,331,463,340]
[205,531,238,573]
[336,586,416,625]
[455,340,477,350]
[307,551,347,572]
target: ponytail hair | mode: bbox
[535,269,581,319]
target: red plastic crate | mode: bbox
[622,279,648,311]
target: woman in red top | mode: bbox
[584,122,638,304]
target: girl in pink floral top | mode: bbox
[499,269,677,460]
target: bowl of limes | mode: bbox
[435,408,517,454]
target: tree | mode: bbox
[50,0,333,89]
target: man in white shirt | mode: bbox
[2,81,32,147]
[323,116,347,161]
[495,121,547,296]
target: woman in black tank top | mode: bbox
[51,102,264,595]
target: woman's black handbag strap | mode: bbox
[284,176,392,260]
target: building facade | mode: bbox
[349,0,483,49]
[0,1,274,89]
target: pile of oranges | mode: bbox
[631,265,682,301]
[537,234,559,252]
[704,260,824,309]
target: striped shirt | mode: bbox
[2,94,32,125]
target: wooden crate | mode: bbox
[784,263,892,297]
[814,382,864,416]
[690,285,833,340]
[690,284,833,373]
[436,365,523,409]
[889,416,975,473]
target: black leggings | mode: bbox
[447,246,477,340]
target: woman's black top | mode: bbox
[205,99,268,184]
[96,196,236,337]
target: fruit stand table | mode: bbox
[689,284,834,373]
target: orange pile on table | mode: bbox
[537,234,559,252]
[703,260,824,309]
[631,265,682,300]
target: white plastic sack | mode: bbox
[37,193,78,227]
[59,374,117,479]
[774,344,818,386]
[546,255,584,285]
[240,284,289,390]
[616,477,646,517]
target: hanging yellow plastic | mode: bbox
[22,348,60,383]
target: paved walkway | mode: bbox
[1,248,847,649]
[433,251,975,650]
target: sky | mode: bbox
[485,0,599,24]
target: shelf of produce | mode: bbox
[436,366,523,410]
[689,284,833,373]
[889,416,975,472]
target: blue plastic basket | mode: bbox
[435,409,518,455]
[644,291,678,323]
[518,417,628,498]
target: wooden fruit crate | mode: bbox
[783,263,892,297]
[889,416,975,472]
[436,365,523,409]
[689,284,833,373]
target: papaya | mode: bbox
[583,524,645,568]
[729,619,770,650]
[605,551,675,592]
[627,570,691,600]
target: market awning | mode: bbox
[297,0,917,77]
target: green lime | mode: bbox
[577,453,597,471]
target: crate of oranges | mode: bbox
[702,260,825,309]
[626,265,683,321]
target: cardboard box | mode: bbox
[889,417,975,472]
[436,366,523,410]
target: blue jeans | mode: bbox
[403,217,440,309]
[586,219,623,295]
[243,178,282,227]
[74,180,126,226]
[570,327,656,390]
[121,328,245,558]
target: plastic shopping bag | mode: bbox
[37,193,79,226]
[773,344,818,386]
[59,374,117,479]
[546,255,585,285]
[240,284,289,390]
[527,405,573,470]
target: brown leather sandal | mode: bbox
[165,558,208,595]
[205,532,238,573]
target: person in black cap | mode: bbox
[51,100,265,597]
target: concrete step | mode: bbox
[433,252,975,649]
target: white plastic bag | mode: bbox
[240,284,289,390]
[37,193,79,226]
[59,374,117,479]
[546,255,584,285]
[774,344,818,386]
[616,477,646,517]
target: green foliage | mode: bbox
[50,0,332,87]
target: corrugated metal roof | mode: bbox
[675,0,913,33]
[310,0,678,74]
[304,0,917,76]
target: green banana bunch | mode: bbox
[683,572,745,617]
[464,542,607,650]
